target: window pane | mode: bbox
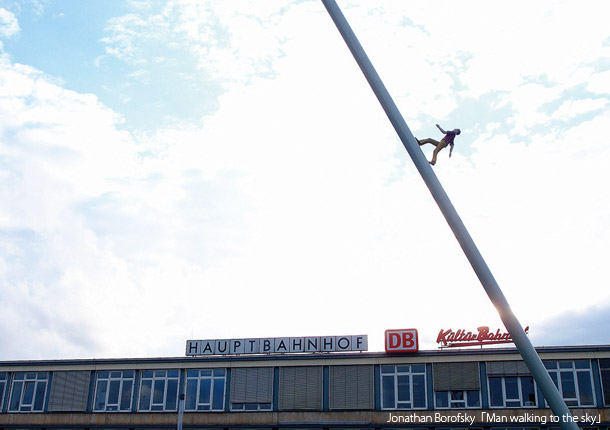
[199,378,212,405]
[22,381,35,406]
[521,377,536,406]
[489,378,503,407]
[212,379,225,410]
[560,372,576,399]
[139,380,152,410]
[120,380,133,410]
[467,390,480,408]
[575,360,590,369]
[505,377,519,400]
[436,391,448,408]
[152,379,165,405]
[185,379,197,410]
[108,380,120,405]
[411,364,425,373]
[9,381,23,411]
[381,365,394,374]
[213,368,225,377]
[382,375,395,408]
[451,390,464,401]
[601,369,610,404]
[559,361,573,369]
[33,382,46,411]
[94,380,108,411]
[397,375,410,402]
[166,379,178,410]
[413,374,426,408]
[577,372,594,406]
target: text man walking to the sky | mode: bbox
[417,124,461,165]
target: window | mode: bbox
[138,370,179,412]
[433,362,480,409]
[544,360,595,407]
[230,367,273,411]
[279,366,323,411]
[329,365,374,410]
[8,372,49,412]
[380,364,427,409]
[48,371,91,412]
[185,369,226,411]
[93,370,135,412]
[435,390,481,408]
[488,376,537,407]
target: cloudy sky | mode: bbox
[1,0,609,360]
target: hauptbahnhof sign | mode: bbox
[186,335,368,356]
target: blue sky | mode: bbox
[1,0,610,360]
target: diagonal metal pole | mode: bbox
[320,1,577,428]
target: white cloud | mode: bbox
[0,8,19,38]
[551,98,608,121]
[587,70,610,94]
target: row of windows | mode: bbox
[0,359,605,413]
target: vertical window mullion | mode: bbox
[211,376,217,408]
[573,369,580,405]
[519,377,525,405]
[192,377,198,408]
[394,372,399,409]
[409,373,414,408]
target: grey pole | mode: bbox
[177,394,185,430]
[320,1,578,428]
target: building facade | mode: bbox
[1,345,609,430]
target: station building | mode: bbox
[1,330,609,430]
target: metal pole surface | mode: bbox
[320,1,577,428]
[177,394,184,430]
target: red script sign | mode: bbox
[437,326,529,348]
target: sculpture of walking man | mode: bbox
[417,124,461,165]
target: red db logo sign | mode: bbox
[385,329,419,352]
